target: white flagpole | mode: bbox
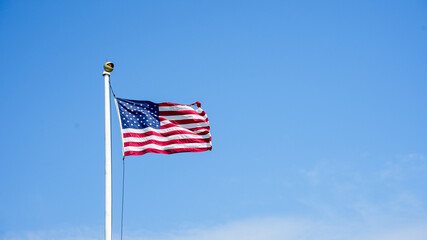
[103,62,114,240]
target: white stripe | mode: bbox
[160,119,210,129]
[124,142,211,152]
[193,128,210,134]
[160,106,207,117]
[162,114,206,121]
[159,105,196,112]
[123,133,211,143]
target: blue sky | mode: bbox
[1,0,427,239]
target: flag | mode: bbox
[115,98,212,156]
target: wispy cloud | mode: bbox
[3,217,427,240]
[380,153,426,181]
[4,154,426,240]
[1,226,101,240]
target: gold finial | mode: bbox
[104,61,114,72]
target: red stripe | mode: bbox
[159,123,178,129]
[123,129,205,138]
[159,102,201,107]
[124,137,211,147]
[125,146,212,156]
[159,102,182,106]
[163,118,208,125]
[160,110,198,116]
[160,110,206,117]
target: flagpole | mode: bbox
[103,62,114,240]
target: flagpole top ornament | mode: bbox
[104,61,114,72]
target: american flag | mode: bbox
[115,98,212,156]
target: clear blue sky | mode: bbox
[1,0,427,239]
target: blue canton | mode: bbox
[116,98,160,129]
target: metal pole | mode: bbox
[103,70,112,240]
